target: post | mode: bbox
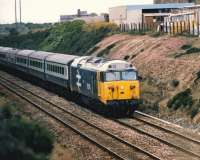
[193,21,195,36]
[19,0,22,23]
[15,0,17,24]
[188,20,191,35]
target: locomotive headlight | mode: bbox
[120,86,124,90]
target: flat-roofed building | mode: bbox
[109,3,194,25]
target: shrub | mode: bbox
[124,55,130,60]
[0,103,54,160]
[181,44,192,50]
[97,44,115,57]
[186,47,200,54]
[167,89,193,110]
[150,32,164,37]
[171,79,179,88]
[190,106,199,118]
[0,21,118,56]
[127,30,146,35]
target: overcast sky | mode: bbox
[0,0,153,24]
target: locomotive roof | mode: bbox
[46,53,79,65]
[71,56,136,72]
[29,51,55,60]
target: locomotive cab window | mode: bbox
[101,70,137,82]
[105,71,120,81]
[121,70,137,80]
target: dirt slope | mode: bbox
[92,34,200,119]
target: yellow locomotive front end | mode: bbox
[97,61,140,115]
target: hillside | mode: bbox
[91,34,200,122]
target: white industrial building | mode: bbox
[109,3,194,25]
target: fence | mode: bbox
[164,20,200,36]
[119,21,200,37]
[119,22,159,32]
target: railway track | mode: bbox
[113,112,200,159]
[0,74,160,160]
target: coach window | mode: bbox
[61,67,64,75]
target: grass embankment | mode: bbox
[0,21,118,56]
[0,91,54,160]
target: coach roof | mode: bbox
[46,53,78,64]
[17,49,35,57]
[29,51,55,60]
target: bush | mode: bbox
[0,21,118,56]
[171,79,179,88]
[124,55,130,60]
[150,32,164,37]
[40,21,118,55]
[0,103,54,160]
[167,89,193,110]
[186,47,200,54]
[127,30,146,35]
[190,106,199,118]
[181,44,192,50]
[97,44,115,57]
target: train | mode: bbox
[0,46,140,116]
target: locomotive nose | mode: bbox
[106,82,139,100]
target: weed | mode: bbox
[186,47,200,54]
[127,30,146,35]
[190,106,199,118]
[97,44,115,57]
[181,44,192,50]
[124,55,130,60]
[150,32,164,37]
[171,79,179,88]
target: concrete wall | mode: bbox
[109,6,142,25]
[109,6,127,25]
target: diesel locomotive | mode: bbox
[0,47,140,115]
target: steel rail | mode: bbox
[113,118,200,159]
[134,111,200,145]
[0,75,161,160]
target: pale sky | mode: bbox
[0,0,153,24]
